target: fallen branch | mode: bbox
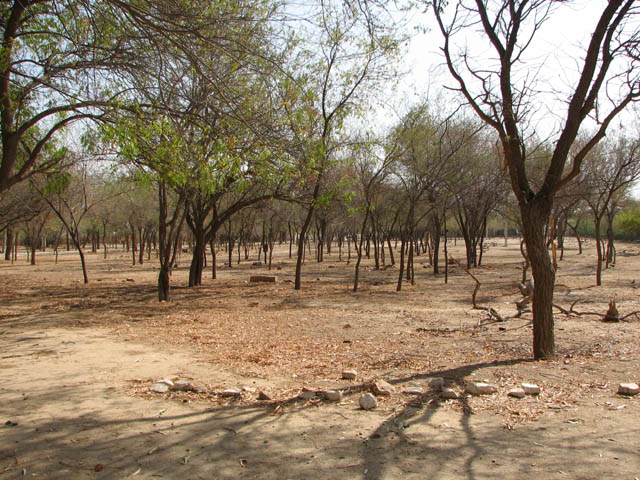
[553,299,640,322]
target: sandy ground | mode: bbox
[1,239,639,479]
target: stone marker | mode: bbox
[173,380,192,391]
[220,388,242,398]
[372,380,396,396]
[150,383,170,393]
[359,393,378,410]
[322,390,343,402]
[618,383,640,396]
[508,388,526,399]
[521,383,541,395]
[299,388,317,400]
[249,275,277,283]
[257,390,272,401]
[466,382,497,395]
[342,370,357,380]
[442,388,461,399]
[429,377,445,389]
[403,387,424,395]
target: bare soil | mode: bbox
[1,239,639,479]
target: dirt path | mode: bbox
[1,325,638,480]
[1,242,640,479]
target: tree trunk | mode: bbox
[189,231,206,287]
[594,216,603,286]
[5,228,13,261]
[158,265,171,301]
[521,203,555,360]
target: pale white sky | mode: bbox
[381,0,637,137]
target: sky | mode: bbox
[382,0,638,137]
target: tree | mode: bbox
[431,0,640,359]
[578,136,640,284]
[282,0,403,290]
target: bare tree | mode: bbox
[578,136,640,285]
[431,0,640,359]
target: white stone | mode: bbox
[242,386,257,393]
[618,383,640,396]
[508,388,526,399]
[359,393,378,410]
[322,390,343,401]
[342,370,358,380]
[150,382,169,393]
[442,388,461,399]
[403,387,424,395]
[372,380,396,396]
[466,382,497,395]
[429,377,445,389]
[157,379,174,388]
[173,381,192,391]
[220,388,242,398]
[257,390,272,401]
[522,383,541,395]
[298,390,317,400]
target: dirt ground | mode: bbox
[1,239,639,479]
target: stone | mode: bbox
[508,388,526,399]
[521,383,541,395]
[242,386,257,393]
[359,393,378,410]
[257,390,272,401]
[466,382,497,395]
[441,388,462,399]
[249,275,277,283]
[429,377,445,389]
[299,388,317,400]
[157,379,174,388]
[193,385,207,394]
[403,386,424,395]
[372,380,396,396]
[342,370,358,380]
[322,390,343,402]
[150,382,169,393]
[173,380,192,392]
[220,388,242,398]
[618,383,640,396]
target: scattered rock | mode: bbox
[220,388,242,398]
[359,393,378,410]
[342,370,357,380]
[429,377,445,389]
[508,388,526,399]
[150,382,170,393]
[466,382,497,395]
[522,383,541,395]
[242,386,257,393]
[298,387,317,400]
[442,388,462,399]
[257,390,272,401]
[322,390,343,402]
[372,380,396,396]
[618,383,640,396]
[192,385,207,394]
[250,275,277,283]
[173,380,192,391]
[157,379,174,388]
[4,420,18,427]
[403,387,424,395]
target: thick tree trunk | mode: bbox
[189,232,206,287]
[521,203,555,360]
[4,228,13,260]
[158,266,171,301]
